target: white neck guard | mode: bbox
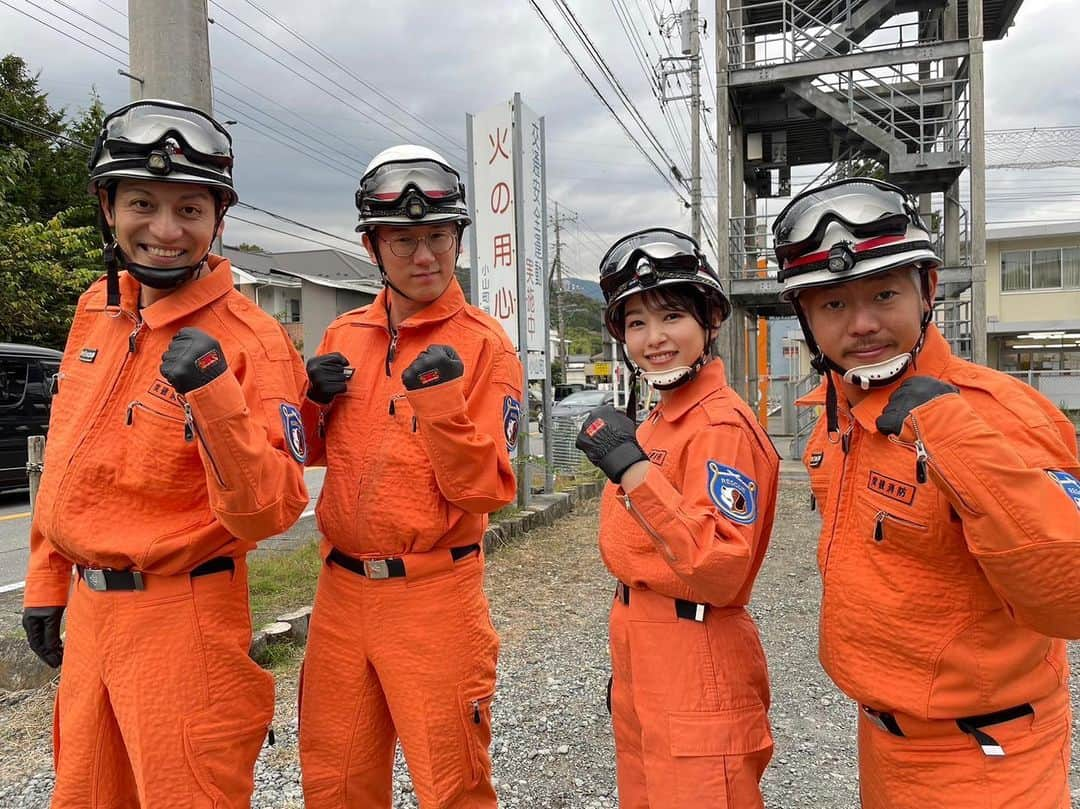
[841,352,912,390]
[641,366,694,389]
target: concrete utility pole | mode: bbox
[689,0,702,243]
[551,202,570,376]
[128,0,214,113]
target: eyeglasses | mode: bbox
[380,230,457,258]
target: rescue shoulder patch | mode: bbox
[1047,470,1080,511]
[280,403,306,463]
[503,396,521,452]
[706,461,758,525]
[867,470,916,506]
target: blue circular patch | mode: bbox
[280,403,307,463]
[1047,470,1080,511]
[706,461,758,525]
[503,396,521,452]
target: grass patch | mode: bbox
[248,537,322,628]
[258,641,304,672]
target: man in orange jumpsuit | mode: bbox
[298,144,522,808]
[775,178,1080,808]
[576,228,777,808]
[20,99,309,808]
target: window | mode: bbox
[1064,247,1080,289]
[1032,249,1062,289]
[1001,251,1030,291]
[1001,246,1080,291]
[288,298,301,323]
[0,358,29,407]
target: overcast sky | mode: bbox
[3,0,1079,283]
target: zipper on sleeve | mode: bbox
[180,398,227,487]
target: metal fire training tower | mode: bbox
[713,0,1025,402]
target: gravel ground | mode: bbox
[2,481,1079,807]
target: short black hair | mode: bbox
[610,284,718,342]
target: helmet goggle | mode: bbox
[89,100,234,174]
[599,228,705,302]
[772,178,927,269]
[355,158,465,221]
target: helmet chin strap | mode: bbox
[841,352,913,391]
[641,349,710,390]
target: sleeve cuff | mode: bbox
[23,572,73,608]
[185,370,248,424]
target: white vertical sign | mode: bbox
[516,99,548,380]
[468,101,519,348]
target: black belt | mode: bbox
[77,556,235,592]
[327,544,480,580]
[615,581,708,623]
[863,702,1035,757]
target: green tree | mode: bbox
[0,55,104,226]
[0,210,101,347]
[231,242,267,253]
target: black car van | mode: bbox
[0,343,63,490]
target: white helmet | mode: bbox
[774,178,940,303]
[355,145,470,230]
[773,178,941,433]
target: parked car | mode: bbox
[0,343,62,490]
[551,388,615,420]
[554,383,595,402]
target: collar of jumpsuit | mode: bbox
[649,356,729,423]
[95,253,235,328]
[360,273,467,331]
[797,323,953,432]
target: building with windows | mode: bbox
[987,221,1080,413]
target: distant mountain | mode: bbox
[562,278,604,302]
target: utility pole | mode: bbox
[657,4,703,240]
[552,202,570,376]
[688,0,702,242]
[128,0,214,113]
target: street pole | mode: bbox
[714,0,732,375]
[552,202,569,376]
[969,0,988,365]
[690,0,702,243]
[128,0,214,113]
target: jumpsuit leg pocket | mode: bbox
[457,684,496,789]
[183,706,274,808]
[667,704,773,809]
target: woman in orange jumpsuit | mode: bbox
[775,178,1080,808]
[575,228,778,808]
[21,99,309,808]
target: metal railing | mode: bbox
[726,0,945,71]
[789,371,822,459]
[933,297,972,359]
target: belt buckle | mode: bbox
[83,568,107,591]
[364,559,391,580]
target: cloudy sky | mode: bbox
[3,0,1079,284]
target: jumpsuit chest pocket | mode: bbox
[119,401,206,509]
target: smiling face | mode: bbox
[622,289,711,388]
[100,180,221,272]
[798,266,938,400]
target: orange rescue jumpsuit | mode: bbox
[298,277,521,809]
[23,257,310,808]
[801,325,1080,808]
[598,359,778,808]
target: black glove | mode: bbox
[402,345,464,390]
[22,606,64,668]
[160,327,228,395]
[306,352,351,405]
[575,405,649,485]
[876,376,959,436]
